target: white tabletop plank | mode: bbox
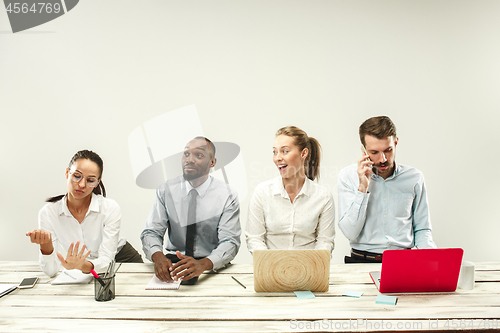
[2,293,499,320]
[10,281,499,298]
[1,301,498,322]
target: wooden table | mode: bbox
[0,261,499,332]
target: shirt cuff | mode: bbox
[206,254,223,271]
[40,248,57,260]
[355,191,370,205]
[147,245,164,262]
[315,243,333,253]
[88,258,107,274]
[247,242,268,254]
[39,249,59,277]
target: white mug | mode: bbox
[457,260,475,290]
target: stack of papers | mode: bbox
[51,269,93,285]
[145,275,181,290]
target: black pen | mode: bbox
[231,276,246,289]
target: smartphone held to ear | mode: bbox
[19,277,39,289]
[361,145,377,174]
[361,145,372,168]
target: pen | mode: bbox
[90,269,106,288]
[231,276,246,289]
[113,263,122,276]
[64,271,77,280]
[104,261,112,279]
[106,261,115,279]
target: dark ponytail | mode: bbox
[46,150,106,203]
[46,194,65,203]
[275,126,322,181]
[94,180,106,197]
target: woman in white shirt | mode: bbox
[245,126,335,254]
[26,150,142,277]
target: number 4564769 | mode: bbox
[6,3,62,14]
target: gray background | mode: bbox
[1,0,498,265]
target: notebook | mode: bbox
[51,269,93,285]
[369,248,464,293]
[253,249,330,292]
[145,275,181,290]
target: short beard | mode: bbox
[182,162,211,182]
[183,172,200,181]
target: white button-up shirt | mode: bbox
[38,194,125,277]
[245,177,335,254]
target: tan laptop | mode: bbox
[253,249,330,292]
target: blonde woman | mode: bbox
[245,126,335,253]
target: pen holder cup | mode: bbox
[94,275,115,302]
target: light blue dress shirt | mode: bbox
[338,163,436,254]
[140,176,241,270]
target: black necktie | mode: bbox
[185,189,197,257]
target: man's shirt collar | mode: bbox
[184,176,212,198]
[371,162,400,181]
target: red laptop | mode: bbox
[369,248,464,293]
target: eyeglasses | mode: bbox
[69,170,99,188]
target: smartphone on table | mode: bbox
[18,277,39,289]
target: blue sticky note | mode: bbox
[343,291,363,298]
[294,291,316,300]
[376,295,397,305]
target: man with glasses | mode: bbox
[141,137,241,285]
[338,116,436,263]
